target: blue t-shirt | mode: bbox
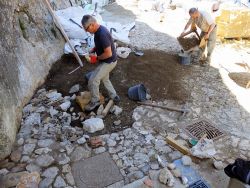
[94,25,117,64]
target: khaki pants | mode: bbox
[88,61,117,103]
[199,26,217,63]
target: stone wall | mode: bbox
[0,0,65,159]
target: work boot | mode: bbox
[199,59,209,67]
[85,101,100,112]
[112,95,120,104]
[200,63,209,68]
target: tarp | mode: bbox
[55,5,135,55]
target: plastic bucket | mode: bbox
[85,71,94,81]
[128,84,147,101]
[179,53,191,65]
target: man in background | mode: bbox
[180,8,217,66]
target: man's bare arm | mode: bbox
[204,23,216,40]
[98,46,112,60]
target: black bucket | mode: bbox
[179,53,191,65]
[128,84,147,101]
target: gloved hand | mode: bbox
[89,54,98,64]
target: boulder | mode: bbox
[0,0,64,159]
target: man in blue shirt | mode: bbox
[81,15,119,111]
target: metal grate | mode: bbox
[189,180,210,188]
[185,119,225,140]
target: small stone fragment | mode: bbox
[54,176,66,188]
[0,168,9,176]
[159,168,175,187]
[113,120,121,126]
[35,154,54,167]
[26,163,41,173]
[62,164,71,173]
[127,171,144,182]
[37,139,54,148]
[70,146,91,162]
[97,105,104,115]
[89,137,103,148]
[169,151,182,161]
[23,144,36,155]
[34,147,51,155]
[17,138,24,146]
[213,161,224,170]
[57,153,70,165]
[10,150,22,162]
[143,178,153,187]
[69,84,80,94]
[150,163,159,170]
[181,176,188,185]
[93,147,106,154]
[77,137,86,145]
[65,172,75,186]
[39,178,54,188]
[42,167,59,179]
[110,105,123,116]
[181,155,192,166]
[60,101,71,111]
[167,163,176,170]
[172,169,181,178]
[107,139,116,147]
[70,107,74,112]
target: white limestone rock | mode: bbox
[159,168,175,187]
[181,155,192,166]
[69,84,80,94]
[82,118,104,133]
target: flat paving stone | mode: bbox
[72,152,123,188]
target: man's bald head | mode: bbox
[189,8,200,19]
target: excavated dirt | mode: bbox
[42,50,193,135]
[178,34,200,51]
[229,72,250,88]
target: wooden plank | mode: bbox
[102,100,114,117]
[44,0,83,67]
[166,136,202,163]
[166,136,190,155]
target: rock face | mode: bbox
[0,0,64,159]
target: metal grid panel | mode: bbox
[189,180,210,188]
[185,119,225,140]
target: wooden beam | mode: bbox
[166,136,190,155]
[102,100,114,117]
